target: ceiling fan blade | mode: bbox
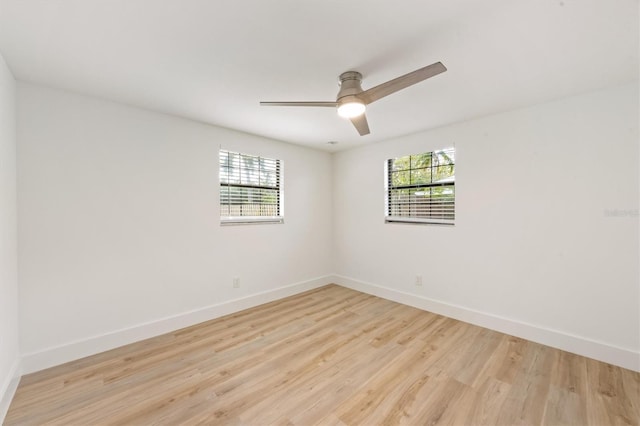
[260,101,337,107]
[359,62,447,105]
[350,113,370,136]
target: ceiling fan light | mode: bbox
[337,101,366,118]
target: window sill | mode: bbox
[385,217,454,226]
[221,217,284,226]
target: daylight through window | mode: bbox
[219,150,283,224]
[385,147,455,225]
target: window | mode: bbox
[219,150,283,224]
[385,147,455,225]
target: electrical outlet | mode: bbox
[233,277,240,288]
[415,275,423,287]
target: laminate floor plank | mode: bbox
[5,284,639,425]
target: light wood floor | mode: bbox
[6,284,640,425]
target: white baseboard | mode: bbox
[21,275,333,374]
[333,274,640,372]
[0,359,21,424]
[18,274,640,375]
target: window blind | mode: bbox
[219,150,283,224]
[385,147,455,225]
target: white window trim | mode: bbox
[219,150,284,225]
[384,147,455,226]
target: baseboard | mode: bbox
[19,274,639,375]
[333,274,640,372]
[0,359,21,423]
[21,275,333,374]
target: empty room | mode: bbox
[0,0,638,424]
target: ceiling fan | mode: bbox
[260,62,447,136]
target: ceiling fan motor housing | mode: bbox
[337,71,364,106]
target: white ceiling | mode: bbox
[0,0,637,152]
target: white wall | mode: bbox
[333,83,639,370]
[0,52,20,418]
[17,83,333,371]
[12,81,640,375]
